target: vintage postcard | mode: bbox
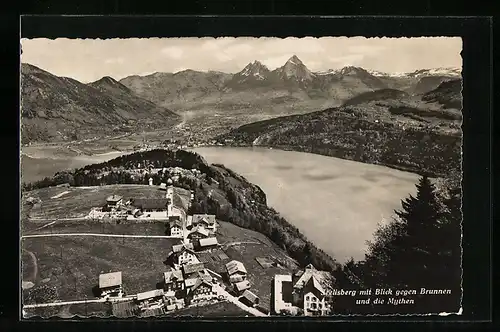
[20,36,463,318]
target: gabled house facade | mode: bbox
[291,264,334,316]
[168,243,199,267]
[225,260,247,282]
[168,217,183,237]
[187,226,210,240]
[186,278,216,304]
[163,270,185,293]
[191,214,217,233]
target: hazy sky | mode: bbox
[21,37,462,83]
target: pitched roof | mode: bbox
[99,271,122,289]
[172,243,194,253]
[169,218,183,228]
[188,226,210,237]
[226,260,247,275]
[106,195,122,202]
[182,262,205,275]
[293,265,333,295]
[137,289,164,301]
[199,237,219,247]
[130,198,169,210]
[240,290,259,304]
[191,278,213,291]
[192,214,216,225]
[164,270,184,283]
[184,278,198,288]
[234,280,251,292]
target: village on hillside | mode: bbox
[23,173,335,317]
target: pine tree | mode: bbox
[363,175,445,289]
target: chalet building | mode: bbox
[239,290,260,307]
[291,264,334,316]
[187,226,210,241]
[106,195,123,209]
[186,278,216,304]
[196,237,219,251]
[130,198,169,219]
[168,217,183,237]
[168,243,199,267]
[191,214,217,232]
[233,280,251,295]
[163,270,185,294]
[226,260,247,283]
[99,271,123,298]
[182,262,206,279]
[136,289,165,311]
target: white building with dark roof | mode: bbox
[225,260,247,282]
[291,264,334,316]
[99,271,123,298]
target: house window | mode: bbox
[311,297,317,302]
[311,303,317,309]
[318,303,322,309]
[305,296,309,301]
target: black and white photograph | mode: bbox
[20,36,463,318]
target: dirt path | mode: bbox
[213,284,266,317]
[22,249,38,282]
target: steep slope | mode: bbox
[342,89,409,107]
[412,76,459,95]
[422,79,462,110]
[215,79,463,178]
[20,64,180,144]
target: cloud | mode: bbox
[161,46,184,59]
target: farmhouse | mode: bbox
[233,280,251,295]
[226,260,247,282]
[291,264,334,316]
[186,278,216,304]
[168,217,184,237]
[191,214,217,232]
[187,226,210,240]
[239,290,260,307]
[136,289,165,311]
[99,271,123,298]
[196,237,219,251]
[130,198,169,219]
[169,243,199,266]
[163,270,185,293]
[182,262,206,279]
[106,195,123,208]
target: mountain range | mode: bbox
[119,55,461,109]
[20,63,180,143]
[20,55,461,144]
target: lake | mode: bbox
[21,151,130,184]
[192,146,419,263]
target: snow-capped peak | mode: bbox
[238,60,270,80]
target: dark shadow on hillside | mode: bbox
[155,281,164,290]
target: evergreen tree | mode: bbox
[356,175,461,313]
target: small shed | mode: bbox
[233,280,251,294]
[239,290,260,307]
[106,195,123,207]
